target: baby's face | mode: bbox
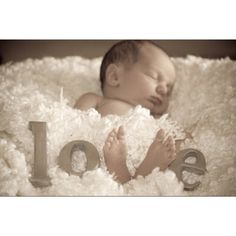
[117,43,176,116]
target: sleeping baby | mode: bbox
[74,40,182,184]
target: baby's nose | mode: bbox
[156,82,168,95]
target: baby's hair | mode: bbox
[99,40,166,90]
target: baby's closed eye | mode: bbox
[144,72,159,81]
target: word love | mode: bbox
[29,121,207,191]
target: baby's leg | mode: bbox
[134,129,176,177]
[103,126,131,184]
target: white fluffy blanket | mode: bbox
[0,56,235,196]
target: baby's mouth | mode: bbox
[148,96,163,106]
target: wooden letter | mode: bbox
[29,121,51,187]
[58,140,100,176]
[169,148,207,191]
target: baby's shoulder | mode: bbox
[80,92,102,101]
[74,92,103,110]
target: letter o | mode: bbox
[58,140,100,176]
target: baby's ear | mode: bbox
[105,64,121,87]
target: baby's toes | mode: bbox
[165,137,176,160]
[107,136,114,144]
[154,129,165,143]
[164,136,172,148]
[165,136,174,148]
[110,129,117,138]
[103,140,111,154]
[117,126,125,140]
[169,148,176,161]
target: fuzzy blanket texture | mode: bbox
[0,55,235,196]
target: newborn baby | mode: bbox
[75,40,177,183]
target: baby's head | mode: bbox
[100,40,176,116]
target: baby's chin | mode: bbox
[151,106,168,116]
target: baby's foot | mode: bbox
[103,126,131,183]
[135,129,176,177]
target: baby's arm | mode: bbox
[74,92,101,110]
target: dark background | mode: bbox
[0,40,236,65]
